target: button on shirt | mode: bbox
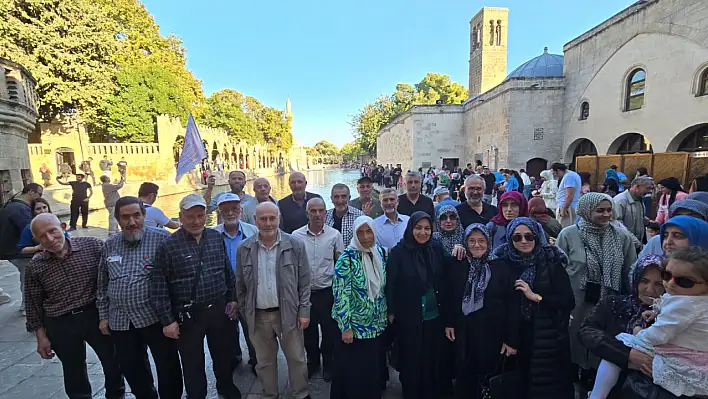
[97,228,170,331]
[24,237,103,332]
[325,206,364,247]
[292,225,344,289]
[374,213,410,250]
[256,237,280,309]
[557,170,582,209]
[151,228,236,326]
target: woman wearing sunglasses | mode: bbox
[589,246,708,398]
[491,217,575,399]
[486,191,529,251]
[556,192,637,377]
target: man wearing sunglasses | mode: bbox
[0,182,43,308]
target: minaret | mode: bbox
[285,97,292,120]
[468,7,509,96]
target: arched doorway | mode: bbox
[566,138,598,171]
[525,158,547,178]
[173,136,185,164]
[608,133,653,155]
[667,124,708,153]
[211,142,219,162]
[55,147,76,175]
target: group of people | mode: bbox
[2,162,708,399]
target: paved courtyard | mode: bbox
[0,225,403,399]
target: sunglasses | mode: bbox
[511,233,536,243]
[661,270,707,289]
[439,214,457,222]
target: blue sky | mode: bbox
[141,0,634,147]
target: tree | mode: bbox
[340,142,365,162]
[201,89,256,142]
[314,140,339,157]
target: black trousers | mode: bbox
[399,318,440,399]
[110,322,183,399]
[304,287,338,371]
[44,305,125,399]
[69,200,89,228]
[330,335,382,399]
[224,311,257,365]
[177,303,238,399]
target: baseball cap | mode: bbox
[180,193,207,210]
[217,193,241,206]
[433,186,450,197]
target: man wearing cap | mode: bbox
[56,172,93,231]
[204,170,254,223]
[212,193,259,373]
[349,176,383,219]
[152,193,242,399]
[433,186,459,215]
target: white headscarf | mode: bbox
[348,215,384,300]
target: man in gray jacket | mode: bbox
[613,176,653,248]
[235,202,311,399]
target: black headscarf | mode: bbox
[400,211,436,291]
[658,177,685,207]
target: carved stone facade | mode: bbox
[378,0,708,177]
[0,57,37,203]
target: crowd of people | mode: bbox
[0,160,707,399]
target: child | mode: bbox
[646,221,660,240]
[590,246,708,398]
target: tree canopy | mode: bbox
[350,72,467,155]
[0,0,292,149]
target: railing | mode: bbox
[28,144,43,156]
[88,143,160,156]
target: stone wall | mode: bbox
[377,112,413,170]
[411,105,465,170]
[463,80,511,170]
[562,0,708,160]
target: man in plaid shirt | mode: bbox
[97,196,183,399]
[325,183,363,246]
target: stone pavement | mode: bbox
[0,225,403,399]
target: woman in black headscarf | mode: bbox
[386,211,448,399]
[492,217,576,399]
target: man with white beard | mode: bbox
[97,196,183,398]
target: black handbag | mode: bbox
[480,355,522,399]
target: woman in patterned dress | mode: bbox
[331,215,388,399]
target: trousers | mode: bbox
[106,206,119,234]
[70,200,89,228]
[304,287,338,371]
[224,311,257,365]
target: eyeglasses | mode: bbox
[661,270,706,289]
[439,214,457,222]
[511,233,536,243]
[466,187,484,192]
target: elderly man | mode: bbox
[374,188,410,250]
[278,171,322,233]
[349,176,383,218]
[326,183,363,246]
[433,186,459,214]
[397,171,434,218]
[24,214,124,399]
[100,174,124,234]
[614,176,654,247]
[204,170,254,223]
[98,196,183,399]
[292,198,344,381]
[212,193,259,372]
[236,202,311,399]
[242,177,280,226]
[456,175,498,228]
[152,194,241,399]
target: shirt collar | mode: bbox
[256,231,282,248]
[306,224,327,236]
[219,223,244,239]
[383,213,403,224]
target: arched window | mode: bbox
[700,68,708,97]
[580,102,589,120]
[625,69,646,111]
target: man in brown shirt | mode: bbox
[24,213,124,399]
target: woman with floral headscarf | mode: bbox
[486,190,529,250]
[578,255,666,398]
[444,224,519,398]
[556,192,637,374]
[433,204,465,256]
[492,217,575,399]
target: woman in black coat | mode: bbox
[492,217,576,399]
[386,211,448,399]
[444,223,520,399]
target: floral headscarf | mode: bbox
[433,204,464,255]
[624,255,664,333]
[462,224,491,316]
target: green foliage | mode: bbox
[350,72,467,155]
[313,140,339,157]
[340,142,365,162]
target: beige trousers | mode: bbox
[251,310,309,399]
[106,206,119,234]
[557,207,578,228]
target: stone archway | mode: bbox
[173,136,184,164]
[565,138,598,170]
[667,123,708,152]
[608,133,653,155]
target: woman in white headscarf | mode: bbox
[331,215,388,399]
[539,170,558,211]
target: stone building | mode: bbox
[377,0,708,177]
[0,57,38,203]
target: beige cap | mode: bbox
[179,193,207,210]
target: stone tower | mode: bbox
[468,7,509,97]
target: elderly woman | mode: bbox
[639,199,708,257]
[528,197,562,241]
[492,217,575,399]
[655,177,688,224]
[556,192,637,375]
[486,191,528,250]
[539,170,558,211]
[331,216,388,399]
[445,224,519,398]
[578,255,667,398]
[387,211,448,399]
[433,204,465,255]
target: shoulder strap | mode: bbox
[188,240,206,304]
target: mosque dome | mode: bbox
[506,47,564,79]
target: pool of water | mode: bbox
[77,169,362,231]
